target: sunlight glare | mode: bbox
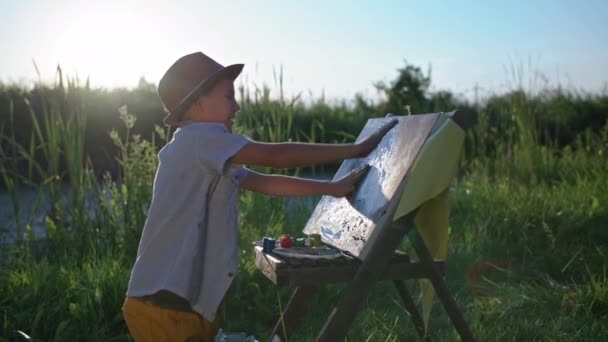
[47,2,169,87]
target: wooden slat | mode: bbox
[269,286,319,342]
[281,260,444,287]
[254,246,446,287]
[394,280,430,341]
[412,234,476,342]
[315,209,418,342]
[255,247,288,285]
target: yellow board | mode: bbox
[393,118,464,330]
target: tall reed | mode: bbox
[1,67,607,340]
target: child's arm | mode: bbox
[240,165,370,197]
[231,120,397,168]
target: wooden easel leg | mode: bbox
[393,280,431,341]
[269,285,318,342]
[412,236,475,342]
[315,212,418,342]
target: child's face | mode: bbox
[188,78,240,132]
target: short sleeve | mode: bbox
[226,166,250,185]
[197,129,251,175]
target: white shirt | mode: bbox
[126,121,250,321]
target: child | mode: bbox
[122,51,397,341]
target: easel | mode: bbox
[254,112,475,341]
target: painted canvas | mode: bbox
[302,112,464,259]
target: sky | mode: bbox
[1,0,607,102]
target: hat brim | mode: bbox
[163,63,244,126]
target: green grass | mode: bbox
[3,173,606,341]
[1,75,607,341]
[222,170,608,341]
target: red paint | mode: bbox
[279,234,293,248]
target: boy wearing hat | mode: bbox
[122,52,397,341]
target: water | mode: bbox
[0,187,49,245]
[0,172,333,247]
[0,184,109,247]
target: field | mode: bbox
[1,67,607,341]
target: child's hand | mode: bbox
[354,118,398,158]
[329,164,371,197]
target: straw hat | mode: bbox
[158,52,244,126]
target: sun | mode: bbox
[22,0,247,89]
[44,1,173,88]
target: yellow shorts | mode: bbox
[122,296,223,342]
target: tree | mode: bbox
[375,61,431,115]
